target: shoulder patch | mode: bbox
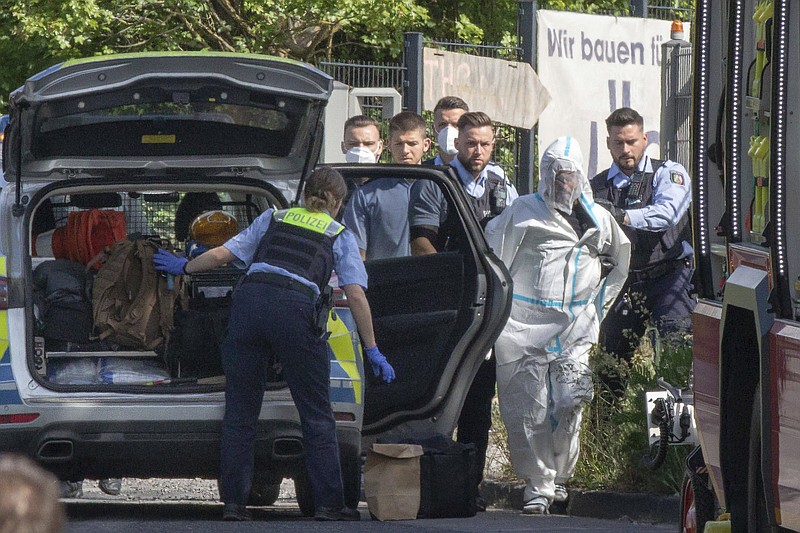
[670,171,685,185]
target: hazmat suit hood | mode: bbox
[538,136,592,215]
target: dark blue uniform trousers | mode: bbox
[601,261,696,365]
[219,282,344,509]
[456,353,496,491]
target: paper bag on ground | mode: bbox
[364,443,424,520]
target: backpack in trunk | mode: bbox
[33,259,94,344]
[91,239,178,350]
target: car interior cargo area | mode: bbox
[28,188,266,390]
[25,179,480,401]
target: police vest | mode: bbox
[253,208,345,291]
[590,159,691,270]
[437,169,509,252]
[470,170,509,227]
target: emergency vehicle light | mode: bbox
[726,0,746,242]
[771,0,788,279]
[693,0,712,259]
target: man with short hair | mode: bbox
[409,111,518,254]
[340,115,384,213]
[341,115,383,165]
[343,111,430,260]
[590,107,694,394]
[427,96,470,165]
[408,111,518,510]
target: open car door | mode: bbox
[329,164,512,441]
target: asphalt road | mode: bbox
[65,502,674,532]
[62,478,676,532]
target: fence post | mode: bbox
[403,32,424,114]
[630,0,649,17]
[517,0,538,195]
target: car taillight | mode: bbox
[0,276,7,310]
[0,413,39,424]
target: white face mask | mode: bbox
[437,125,459,156]
[344,146,377,164]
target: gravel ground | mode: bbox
[65,478,297,503]
[65,440,509,504]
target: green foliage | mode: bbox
[0,0,435,109]
[0,0,697,111]
[574,330,692,494]
[488,319,695,495]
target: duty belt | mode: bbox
[630,259,687,283]
[244,272,317,301]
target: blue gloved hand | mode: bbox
[152,248,189,276]
[365,345,395,384]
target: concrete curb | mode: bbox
[481,480,680,523]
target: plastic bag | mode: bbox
[98,358,170,385]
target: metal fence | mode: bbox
[660,40,692,168]
[316,60,405,92]
[632,0,694,21]
[314,0,692,184]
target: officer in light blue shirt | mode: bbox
[225,207,367,292]
[410,111,518,255]
[602,155,693,258]
[409,111,517,511]
[591,107,695,396]
[153,167,393,522]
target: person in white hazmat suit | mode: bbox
[485,136,630,515]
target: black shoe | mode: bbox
[222,503,252,521]
[314,506,361,521]
[476,495,488,512]
[98,478,122,496]
[60,481,83,499]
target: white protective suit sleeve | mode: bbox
[588,199,631,320]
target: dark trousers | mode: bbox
[456,354,496,491]
[219,282,344,509]
[600,262,695,392]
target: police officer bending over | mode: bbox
[153,167,395,521]
[591,107,695,394]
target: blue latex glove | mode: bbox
[153,249,188,276]
[365,345,395,384]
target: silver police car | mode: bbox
[0,52,511,514]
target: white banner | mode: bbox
[423,48,551,129]
[537,10,688,179]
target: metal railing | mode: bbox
[631,0,694,21]
[313,2,689,188]
[316,60,405,92]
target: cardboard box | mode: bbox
[364,443,424,520]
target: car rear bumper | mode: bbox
[1,419,360,481]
